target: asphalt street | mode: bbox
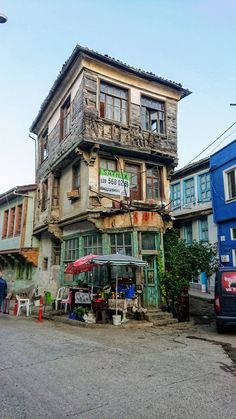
[0,316,236,419]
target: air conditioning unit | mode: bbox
[221,255,230,263]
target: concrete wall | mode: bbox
[37,231,60,296]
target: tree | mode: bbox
[160,229,218,308]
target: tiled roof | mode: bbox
[30,44,191,133]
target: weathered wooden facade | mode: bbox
[0,185,39,292]
[170,158,217,291]
[30,45,190,305]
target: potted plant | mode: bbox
[74,306,89,321]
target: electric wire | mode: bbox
[188,121,236,164]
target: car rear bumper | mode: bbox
[216,315,236,326]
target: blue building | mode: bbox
[210,139,236,267]
[170,157,217,291]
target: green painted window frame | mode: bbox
[109,232,133,256]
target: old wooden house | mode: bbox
[30,45,190,306]
[0,184,39,293]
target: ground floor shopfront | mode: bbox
[60,211,166,307]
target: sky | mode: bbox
[0,0,236,194]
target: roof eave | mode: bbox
[30,44,191,133]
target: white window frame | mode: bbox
[232,249,236,267]
[223,165,236,203]
[230,227,236,240]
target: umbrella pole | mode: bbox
[90,272,93,309]
[115,272,118,316]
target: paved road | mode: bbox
[0,315,236,419]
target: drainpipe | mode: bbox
[28,133,37,182]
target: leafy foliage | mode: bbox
[160,229,218,307]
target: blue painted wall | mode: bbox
[217,220,236,267]
[210,139,236,223]
[210,139,236,268]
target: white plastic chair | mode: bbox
[55,287,65,310]
[16,295,31,317]
[61,290,72,313]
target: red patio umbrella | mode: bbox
[64,254,98,274]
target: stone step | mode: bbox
[145,311,174,322]
[144,308,163,313]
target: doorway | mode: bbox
[142,255,158,307]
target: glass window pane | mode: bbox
[106,105,113,119]
[142,233,155,250]
[110,235,115,246]
[228,171,236,199]
[124,232,131,246]
[121,109,127,124]
[114,106,121,122]
[107,160,116,170]
[117,234,123,246]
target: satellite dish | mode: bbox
[0,13,7,24]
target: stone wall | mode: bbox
[189,295,215,318]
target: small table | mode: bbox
[108,298,138,321]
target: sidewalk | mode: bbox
[5,301,154,329]
[189,288,214,300]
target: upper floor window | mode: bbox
[14,204,23,236]
[198,172,211,202]
[141,97,165,134]
[184,222,193,243]
[52,240,61,265]
[199,217,209,241]
[52,177,60,207]
[125,163,142,200]
[100,82,128,124]
[72,163,81,191]
[61,96,71,139]
[2,210,9,238]
[2,205,23,239]
[171,182,181,209]
[146,165,160,200]
[41,180,48,211]
[184,178,195,205]
[41,129,48,162]
[8,207,15,237]
[100,158,116,171]
[224,166,236,201]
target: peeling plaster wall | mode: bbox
[37,232,60,296]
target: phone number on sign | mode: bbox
[101,177,129,187]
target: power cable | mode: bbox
[188,121,236,165]
[209,128,236,154]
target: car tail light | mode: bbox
[215,296,221,313]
